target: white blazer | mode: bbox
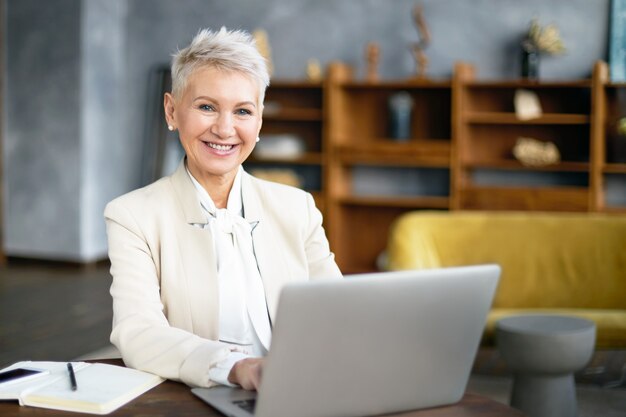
[104,160,342,387]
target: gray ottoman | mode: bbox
[495,315,596,417]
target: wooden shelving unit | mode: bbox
[244,81,327,211]
[326,63,453,273]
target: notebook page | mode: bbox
[23,363,163,414]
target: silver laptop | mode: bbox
[192,264,500,417]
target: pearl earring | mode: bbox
[256,137,260,143]
[168,125,174,131]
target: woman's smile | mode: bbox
[203,140,239,154]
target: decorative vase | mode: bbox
[521,48,539,80]
[388,92,414,141]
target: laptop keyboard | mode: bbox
[233,399,256,413]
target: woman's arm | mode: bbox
[105,200,230,387]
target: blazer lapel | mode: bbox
[170,160,220,339]
[170,160,208,225]
[241,172,289,322]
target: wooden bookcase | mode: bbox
[244,81,326,211]
[250,61,624,273]
[326,62,453,273]
[452,62,594,212]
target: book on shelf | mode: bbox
[0,361,163,414]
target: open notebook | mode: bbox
[0,361,163,414]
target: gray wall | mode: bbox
[4,0,126,261]
[80,0,127,259]
[4,0,83,260]
[2,0,612,261]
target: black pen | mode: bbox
[67,363,78,391]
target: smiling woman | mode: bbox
[103,27,342,391]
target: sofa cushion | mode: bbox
[387,211,626,310]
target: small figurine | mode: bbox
[365,42,380,82]
[307,59,322,82]
[411,4,431,78]
[513,137,561,167]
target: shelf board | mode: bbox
[248,152,324,165]
[464,112,590,125]
[465,80,592,89]
[269,80,322,89]
[335,140,450,167]
[336,194,450,209]
[603,163,626,174]
[263,108,323,121]
[341,79,451,89]
[460,185,589,211]
[463,185,589,193]
[464,160,590,172]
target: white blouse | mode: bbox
[187,166,271,385]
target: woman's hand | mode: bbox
[228,357,264,390]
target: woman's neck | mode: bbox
[187,164,237,209]
[206,175,234,209]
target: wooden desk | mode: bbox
[0,360,525,416]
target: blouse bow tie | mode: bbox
[212,207,253,235]
[201,201,270,351]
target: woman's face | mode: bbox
[165,66,262,184]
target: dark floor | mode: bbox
[0,259,112,368]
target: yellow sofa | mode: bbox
[385,211,626,348]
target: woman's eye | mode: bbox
[236,108,252,116]
[198,104,214,111]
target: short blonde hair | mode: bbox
[171,27,270,103]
